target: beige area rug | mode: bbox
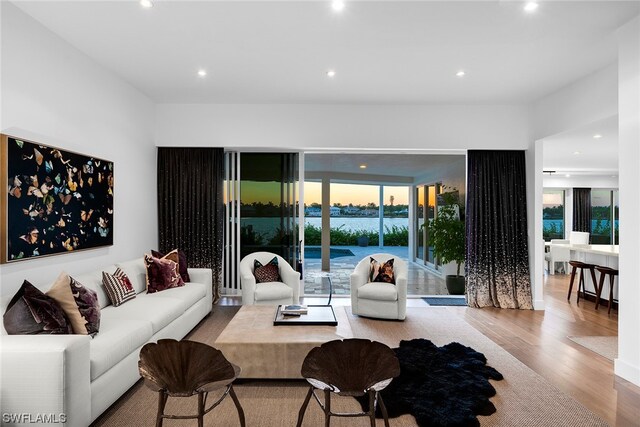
[92,306,609,427]
[568,336,618,361]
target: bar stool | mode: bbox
[567,261,598,304]
[595,266,619,315]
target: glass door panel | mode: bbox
[426,185,437,267]
[415,185,425,261]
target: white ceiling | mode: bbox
[305,153,463,180]
[12,1,640,104]
[542,115,618,175]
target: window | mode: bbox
[591,189,617,244]
[543,190,564,241]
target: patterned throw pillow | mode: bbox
[371,258,396,285]
[47,272,101,336]
[369,257,381,282]
[102,268,136,306]
[151,249,190,283]
[69,277,101,336]
[144,254,183,293]
[253,257,282,283]
[3,280,73,335]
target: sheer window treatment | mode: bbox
[465,150,533,309]
[157,147,225,304]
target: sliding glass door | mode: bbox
[414,183,440,269]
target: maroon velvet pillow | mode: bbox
[253,257,282,283]
[69,277,101,337]
[145,254,183,293]
[3,280,73,335]
[152,249,190,282]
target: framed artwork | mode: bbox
[0,134,114,263]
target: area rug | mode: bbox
[92,306,609,427]
[568,336,618,361]
[422,297,467,306]
[357,338,503,427]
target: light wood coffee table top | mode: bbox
[214,305,353,379]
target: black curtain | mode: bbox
[466,150,532,309]
[572,188,592,234]
[157,148,224,303]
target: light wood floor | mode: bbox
[219,273,640,426]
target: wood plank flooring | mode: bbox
[219,272,640,426]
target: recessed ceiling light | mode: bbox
[197,69,207,77]
[565,174,571,178]
[524,2,539,13]
[332,0,345,12]
[573,151,581,155]
[140,0,153,9]
[456,70,466,78]
[327,70,336,78]
[593,134,603,139]
[359,164,367,169]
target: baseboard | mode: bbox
[533,299,545,310]
[614,358,640,386]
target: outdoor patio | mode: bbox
[303,245,448,296]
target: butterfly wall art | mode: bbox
[1,134,114,263]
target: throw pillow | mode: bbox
[151,248,190,283]
[69,276,101,337]
[145,254,183,293]
[102,268,136,307]
[3,280,73,335]
[151,249,185,287]
[253,257,282,283]
[369,257,381,282]
[372,258,396,285]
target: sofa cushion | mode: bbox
[143,283,206,311]
[358,282,398,301]
[116,259,147,294]
[254,282,293,302]
[90,310,152,380]
[73,267,115,309]
[103,295,185,334]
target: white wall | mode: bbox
[532,63,618,140]
[615,15,640,386]
[156,104,532,150]
[0,3,157,296]
[543,175,618,189]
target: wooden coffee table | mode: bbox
[214,305,353,379]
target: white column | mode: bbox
[321,177,330,271]
[531,140,545,310]
[615,16,640,386]
[379,185,384,248]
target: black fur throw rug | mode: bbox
[357,338,503,427]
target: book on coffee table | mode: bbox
[280,304,308,314]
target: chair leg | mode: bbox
[197,392,204,427]
[156,391,167,427]
[549,260,555,275]
[296,387,314,427]
[608,275,615,315]
[588,267,598,304]
[324,389,331,427]
[378,392,391,427]
[595,271,606,310]
[577,269,584,304]
[568,266,577,300]
[229,385,246,427]
[368,389,376,427]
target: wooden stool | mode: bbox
[595,266,619,315]
[567,261,598,304]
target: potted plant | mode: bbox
[427,192,466,295]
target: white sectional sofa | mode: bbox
[0,257,213,427]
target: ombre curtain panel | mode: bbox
[572,188,592,235]
[157,147,225,304]
[465,150,533,309]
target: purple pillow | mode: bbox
[151,249,190,282]
[69,277,101,337]
[145,254,183,293]
[3,280,73,335]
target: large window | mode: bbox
[591,189,617,244]
[542,190,564,241]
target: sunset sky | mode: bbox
[239,181,410,205]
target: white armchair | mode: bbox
[240,252,300,305]
[350,253,407,320]
[545,239,570,275]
